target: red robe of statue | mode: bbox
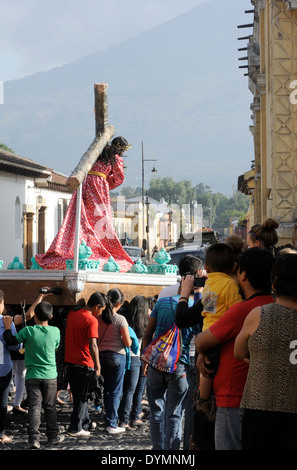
[35,155,133,272]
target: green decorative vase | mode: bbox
[102,256,120,272]
[128,259,148,274]
[79,240,92,259]
[30,257,44,269]
[66,240,100,271]
[153,247,171,265]
[8,256,25,270]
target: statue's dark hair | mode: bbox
[97,136,130,165]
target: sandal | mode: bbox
[0,435,13,444]
[131,419,145,426]
[118,422,133,431]
[13,406,28,414]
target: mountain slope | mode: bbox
[0,0,253,195]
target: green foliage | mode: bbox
[120,186,142,197]
[0,142,13,152]
[121,177,249,232]
[148,177,197,206]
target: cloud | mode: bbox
[0,0,209,79]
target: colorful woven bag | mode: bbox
[141,322,182,373]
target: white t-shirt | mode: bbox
[158,282,179,299]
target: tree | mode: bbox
[148,177,194,205]
[0,143,13,153]
[120,186,142,198]
[119,177,249,233]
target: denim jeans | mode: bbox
[131,363,146,421]
[0,370,12,438]
[67,364,93,433]
[100,351,126,428]
[26,378,58,443]
[147,361,189,450]
[215,407,244,450]
[118,356,141,424]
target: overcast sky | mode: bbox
[0,0,214,82]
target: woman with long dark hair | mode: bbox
[35,137,133,272]
[97,288,132,434]
[118,295,149,428]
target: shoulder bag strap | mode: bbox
[98,323,109,345]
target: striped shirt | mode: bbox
[150,296,199,365]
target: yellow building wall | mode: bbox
[247,1,297,244]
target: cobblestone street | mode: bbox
[2,391,152,452]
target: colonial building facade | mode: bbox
[238,0,297,244]
[0,148,72,268]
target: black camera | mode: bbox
[194,277,207,288]
[39,287,63,295]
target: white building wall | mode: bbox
[0,172,27,266]
[32,186,72,254]
[0,172,72,267]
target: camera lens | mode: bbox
[39,287,62,295]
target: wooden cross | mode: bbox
[66,83,115,190]
[66,83,115,271]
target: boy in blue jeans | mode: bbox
[3,301,62,449]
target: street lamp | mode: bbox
[141,141,157,256]
[144,193,150,261]
[176,197,183,244]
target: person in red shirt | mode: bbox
[195,247,275,450]
[65,292,106,437]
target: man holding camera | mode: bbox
[142,254,204,450]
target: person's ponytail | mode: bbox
[101,288,124,324]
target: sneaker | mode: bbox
[106,426,126,434]
[67,429,90,437]
[0,435,13,444]
[30,440,41,449]
[47,434,65,445]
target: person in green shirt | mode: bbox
[3,301,63,449]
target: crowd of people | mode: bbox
[1,216,297,451]
[0,287,157,448]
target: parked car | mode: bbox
[123,246,146,263]
[167,245,206,272]
[165,242,177,252]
